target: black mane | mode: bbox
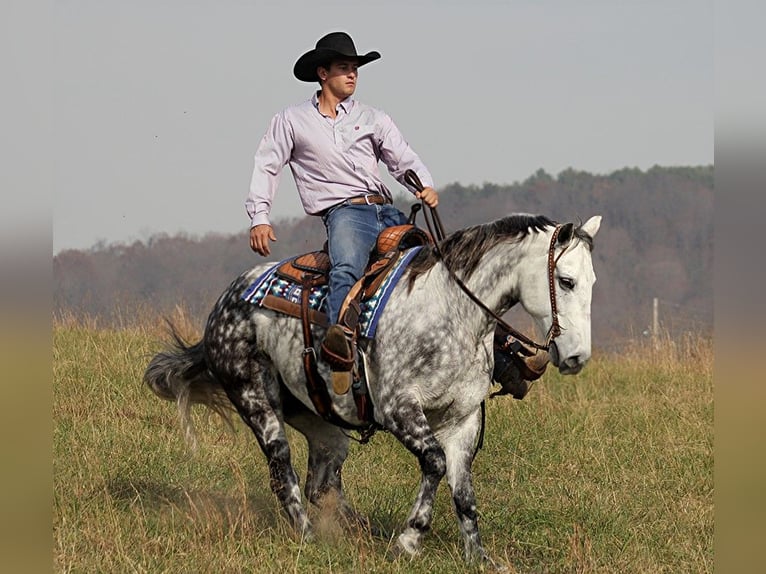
[406,214,556,286]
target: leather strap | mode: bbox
[337,250,401,336]
[298,274,375,431]
[300,276,332,419]
[263,294,329,328]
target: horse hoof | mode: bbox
[467,549,508,572]
[386,542,418,563]
[294,520,315,544]
[390,530,421,559]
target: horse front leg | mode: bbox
[382,399,447,557]
[441,409,506,570]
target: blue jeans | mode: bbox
[322,203,409,324]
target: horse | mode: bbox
[144,213,602,567]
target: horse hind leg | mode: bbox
[285,409,376,534]
[222,367,312,539]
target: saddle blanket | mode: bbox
[242,246,422,339]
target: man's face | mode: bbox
[319,59,359,99]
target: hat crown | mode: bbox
[315,32,358,56]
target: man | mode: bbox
[246,31,438,369]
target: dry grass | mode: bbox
[53,318,712,573]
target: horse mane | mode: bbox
[406,214,557,288]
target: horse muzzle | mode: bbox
[549,342,588,375]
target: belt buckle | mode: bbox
[364,194,375,205]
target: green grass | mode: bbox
[54,319,712,573]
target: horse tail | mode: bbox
[144,325,234,449]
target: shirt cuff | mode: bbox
[251,213,271,228]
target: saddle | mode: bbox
[265,224,432,327]
[266,224,431,429]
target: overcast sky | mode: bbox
[45,0,714,253]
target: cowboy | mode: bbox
[246,31,438,368]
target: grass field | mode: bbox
[53,316,712,573]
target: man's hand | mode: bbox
[250,224,277,256]
[416,186,439,208]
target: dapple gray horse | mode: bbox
[145,213,602,567]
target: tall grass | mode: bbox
[53,317,712,573]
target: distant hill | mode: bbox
[53,165,713,348]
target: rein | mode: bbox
[404,170,570,461]
[404,170,566,353]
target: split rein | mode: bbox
[404,170,565,354]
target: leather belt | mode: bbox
[343,194,390,206]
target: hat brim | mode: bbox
[293,48,381,82]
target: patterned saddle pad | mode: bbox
[242,246,422,339]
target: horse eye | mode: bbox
[559,277,575,290]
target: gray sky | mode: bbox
[47,0,713,253]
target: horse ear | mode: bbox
[580,215,602,238]
[557,222,575,245]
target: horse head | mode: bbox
[519,215,602,375]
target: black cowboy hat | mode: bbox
[293,32,381,82]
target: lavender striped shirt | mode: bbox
[246,92,434,227]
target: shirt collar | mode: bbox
[311,91,355,114]
[338,95,354,113]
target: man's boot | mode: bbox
[321,324,354,394]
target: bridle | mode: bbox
[439,222,567,353]
[405,170,569,353]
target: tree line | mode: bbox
[53,165,713,348]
